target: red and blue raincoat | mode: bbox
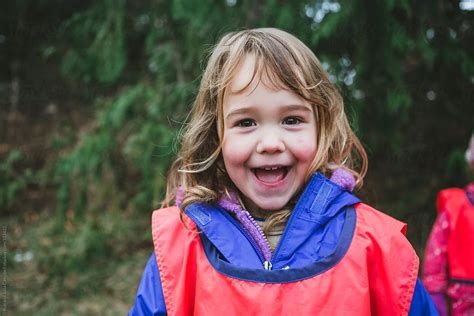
[129,173,438,315]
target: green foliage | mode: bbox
[44,218,108,275]
[0,150,33,210]
[5,3,472,311]
[59,0,126,84]
[44,0,473,233]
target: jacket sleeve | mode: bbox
[421,211,449,316]
[408,278,440,316]
[128,253,167,316]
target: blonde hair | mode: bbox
[163,28,367,233]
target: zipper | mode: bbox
[242,210,273,261]
[234,210,274,270]
[263,260,273,270]
[217,199,273,270]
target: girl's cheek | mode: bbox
[224,131,253,147]
[224,146,248,158]
[222,136,251,162]
[294,138,317,160]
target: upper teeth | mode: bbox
[264,167,279,170]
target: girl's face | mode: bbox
[221,55,317,214]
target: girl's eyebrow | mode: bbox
[225,106,254,120]
[225,104,312,120]
[281,104,313,112]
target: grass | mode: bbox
[5,209,153,315]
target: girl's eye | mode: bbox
[283,117,302,125]
[237,119,256,127]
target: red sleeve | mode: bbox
[422,211,449,294]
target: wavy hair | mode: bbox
[162,28,367,233]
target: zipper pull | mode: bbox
[263,260,272,270]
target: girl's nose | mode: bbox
[255,130,286,154]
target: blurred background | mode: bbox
[1,0,473,314]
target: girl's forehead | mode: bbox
[227,54,285,96]
[229,55,256,93]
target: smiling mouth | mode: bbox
[252,166,289,183]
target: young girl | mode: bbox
[129,28,438,315]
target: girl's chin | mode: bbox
[259,203,287,211]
